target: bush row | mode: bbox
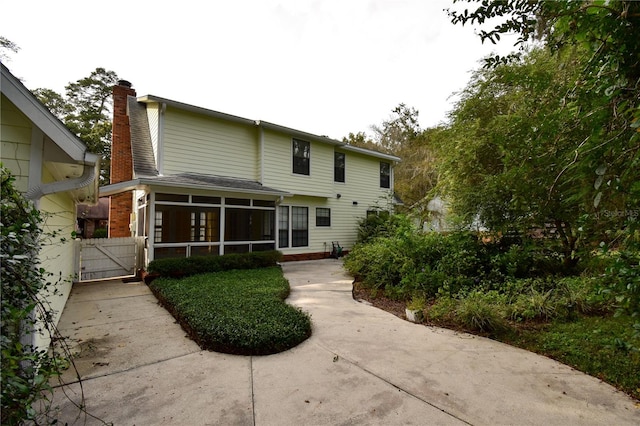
[346,213,619,335]
[427,276,613,334]
[147,250,282,278]
[345,216,573,300]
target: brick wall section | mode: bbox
[281,251,349,262]
[109,192,133,237]
[109,81,136,237]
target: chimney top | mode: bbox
[117,79,132,88]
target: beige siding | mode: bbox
[146,103,160,166]
[2,95,81,350]
[151,106,395,256]
[277,150,394,255]
[33,174,77,349]
[162,107,259,179]
[1,95,31,192]
[262,129,335,196]
[341,150,393,210]
[278,196,362,256]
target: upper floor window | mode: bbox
[334,152,345,183]
[380,162,390,188]
[293,139,310,175]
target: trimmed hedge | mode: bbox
[149,267,311,355]
[147,250,282,278]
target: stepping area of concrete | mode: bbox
[50,259,640,425]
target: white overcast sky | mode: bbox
[2,0,517,140]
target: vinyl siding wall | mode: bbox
[146,103,160,168]
[162,107,259,179]
[1,95,31,192]
[152,109,394,256]
[1,98,77,350]
[268,141,394,255]
[37,180,76,349]
[262,128,335,196]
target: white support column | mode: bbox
[148,192,156,263]
[219,198,226,256]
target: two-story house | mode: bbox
[100,80,400,263]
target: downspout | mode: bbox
[25,152,99,201]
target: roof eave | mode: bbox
[341,144,401,162]
[1,63,95,165]
[135,93,402,162]
[137,95,256,127]
[99,177,292,198]
[257,120,343,146]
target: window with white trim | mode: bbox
[279,206,309,248]
[293,139,310,175]
[279,206,289,248]
[316,207,331,227]
[334,152,345,182]
[380,162,391,188]
[292,206,308,247]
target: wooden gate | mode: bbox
[75,237,145,281]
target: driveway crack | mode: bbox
[314,341,473,425]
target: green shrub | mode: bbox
[344,237,406,290]
[147,250,282,278]
[1,167,63,424]
[92,228,107,238]
[149,267,311,355]
[556,276,613,316]
[603,250,640,317]
[510,288,556,321]
[427,295,458,324]
[455,290,509,333]
[356,211,414,244]
[348,212,603,317]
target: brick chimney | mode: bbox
[109,80,136,237]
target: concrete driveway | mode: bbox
[49,259,639,425]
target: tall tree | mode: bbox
[439,48,611,265]
[448,0,640,341]
[342,131,379,152]
[344,105,440,211]
[371,103,421,153]
[35,68,119,184]
[448,1,640,244]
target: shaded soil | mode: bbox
[351,282,407,320]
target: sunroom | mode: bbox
[100,173,290,262]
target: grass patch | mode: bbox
[499,314,640,401]
[149,267,312,355]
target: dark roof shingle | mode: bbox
[128,96,158,177]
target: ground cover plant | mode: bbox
[346,212,640,400]
[147,250,282,279]
[149,267,311,355]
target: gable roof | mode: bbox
[137,94,401,163]
[1,63,99,203]
[1,63,98,165]
[128,96,158,177]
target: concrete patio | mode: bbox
[48,259,640,425]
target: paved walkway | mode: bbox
[49,259,639,425]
